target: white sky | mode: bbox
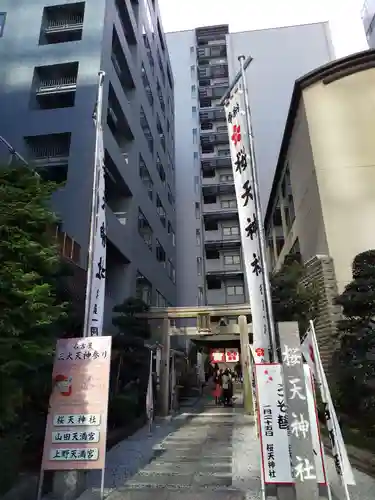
[159,0,369,58]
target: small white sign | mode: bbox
[255,364,326,484]
[50,447,99,461]
[52,430,100,443]
[53,414,101,426]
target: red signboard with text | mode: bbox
[225,348,239,363]
[210,349,225,363]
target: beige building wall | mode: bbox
[302,68,375,292]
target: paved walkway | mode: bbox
[82,395,375,500]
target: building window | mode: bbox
[39,3,84,45]
[192,128,197,144]
[157,80,165,114]
[0,12,6,37]
[155,290,167,307]
[141,63,153,109]
[226,285,244,296]
[24,132,70,183]
[194,175,200,194]
[221,199,237,209]
[138,209,153,250]
[156,195,166,227]
[168,259,176,283]
[193,151,198,161]
[195,202,200,219]
[168,221,175,246]
[156,154,166,185]
[224,254,241,265]
[156,239,166,265]
[157,49,166,85]
[220,174,233,182]
[197,257,202,276]
[157,117,165,151]
[190,65,195,78]
[198,286,204,306]
[192,106,197,115]
[190,46,194,54]
[136,271,152,305]
[196,229,201,245]
[139,155,153,200]
[191,84,196,97]
[223,225,239,236]
[32,62,79,110]
[140,107,154,153]
[112,27,135,97]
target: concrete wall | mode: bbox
[0,0,177,330]
[166,29,205,307]
[303,67,375,292]
[226,23,334,210]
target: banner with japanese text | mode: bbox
[255,363,326,484]
[41,336,112,470]
[224,86,269,363]
[301,325,355,485]
[88,126,106,337]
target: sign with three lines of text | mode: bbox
[224,86,269,363]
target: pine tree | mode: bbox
[0,163,68,429]
[334,250,375,421]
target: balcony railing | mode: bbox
[36,76,77,95]
[45,16,84,33]
[29,144,69,165]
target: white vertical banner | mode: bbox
[88,124,107,337]
[224,87,269,363]
[301,323,356,487]
[146,350,154,421]
[255,363,326,485]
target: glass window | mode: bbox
[0,13,7,37]
[224,255,241,265]
[197,257,202,275]
[196,229,201,245]
[226,285,244,296]
[190,65,195,78]
[191,84,196,96]
[192,128,197,143]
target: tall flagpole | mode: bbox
[237,55,278,361]
[83,70,106,338]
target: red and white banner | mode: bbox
[210,349,225,363]
[225,348,239,363]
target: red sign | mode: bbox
[210,349,225,363]
[225,349,239,363]
[41,336,112,471]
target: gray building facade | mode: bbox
[167,22,334,308]
[0,0,177,331]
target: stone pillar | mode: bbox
[159,316,170,417]
[238,315,253,414]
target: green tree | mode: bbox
[271,253,320,336]
[333,250,375,421]
[0,163,68,431]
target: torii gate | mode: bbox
[138,304,296,417]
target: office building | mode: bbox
[0,0,177,331]
[167,23,334,309]
[362,0,375,46]
[264,50,375,366]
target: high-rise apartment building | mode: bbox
[167,23,334,308]
[362,0,375,46]
[0,0,177,330]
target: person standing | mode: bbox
[221,369,232,406]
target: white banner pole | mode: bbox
[83,70,106,338]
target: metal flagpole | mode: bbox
[83,70,106,338]
[237,55,278,361]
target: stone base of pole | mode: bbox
[238,315,253,415]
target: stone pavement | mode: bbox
[81,394,375,500]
